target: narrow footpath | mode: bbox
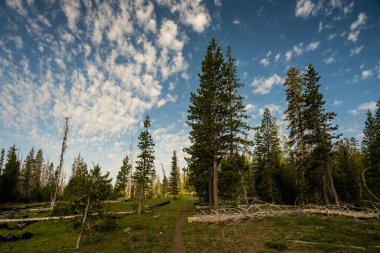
[172,211,186,253]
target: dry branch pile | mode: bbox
[188,205,379,224]
[0,211,135,224]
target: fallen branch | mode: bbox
[188,208,379,224]
[286,240,366,251]
[146,201,171,209]
[76,197,90,249]
[0,211,135,224]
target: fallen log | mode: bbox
[0,211,135,224]
[188,208,379,224]
[146,201,171,209]
[286,240,366,251]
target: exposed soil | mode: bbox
[172,211,186,253]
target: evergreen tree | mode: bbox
[88,164,112,202]
[362,101,380,200]
[114,155,131,197]
[161,167,169,197]
[222,46,251,157]
[219,153,248,203]
[254,108,282,203]
[65,154,89,200]
[169,151,181,199]
[0,145,20,203]
[186,38,249,209]
[133,115,155,215]
[41,162,55,202]
[31,149,44,201]
[19,147,35,201]
[332,138,362,204]
[303,64,340,205]
[283,67,307,202]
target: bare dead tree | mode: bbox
[0,148,4,175]
[76,196,90,249]
[51,117,69,210]
[128,139,134,199]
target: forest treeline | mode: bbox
[0,38,379,209]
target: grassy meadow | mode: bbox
[0,196,379,252]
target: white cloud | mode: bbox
[293,43,303,55]
[13,36,23,49]
[323,57,335,65]
[318,22,333,32]
[168,82,176,91]
[349,101,377,115]
[260,58,269,67]
[327,33,337,40]
[252,74,283,94]
[158,20,185,52]
[266,51,272,57]
[245,103,256,113]
[285,50,292,62]
[348,30,359,42]
[343,1,354,15]
[306,41,320,51]
[61,0,81,32]
[0,0,198,178]
[334,100,342,107]
[5,0,26,16]
[157,0,211,33]
[350,12,367,31]
[295,0,314,18]
[376,62,380,79]
[348,13,367,43]
[233,18,240,25]
[274,53,280,62]
[361,69,372,79]
[284,41,319,62]
[214,0,222,7]
[350,45,364,56]
[135,0,157,32]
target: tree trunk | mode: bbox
[240,172,248,205]
[327,165,339,205]
[137,184,144,215]
[208,167,213,209]
[76,196,90,250]
[322,175,330,205]
[212,158,218,209]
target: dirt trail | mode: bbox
[172,211,186,253]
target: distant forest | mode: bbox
[0,38,379,210]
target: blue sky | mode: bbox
[0,0,379,182]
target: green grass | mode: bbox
[1,198,380,252]
[183,214,380,252]
[265,240,288,250]
[0,196,194,252]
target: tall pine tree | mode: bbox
[303,64,340,205]
[134,115,155,215]
[169,150,181,199]
[0,145,20,203]
[362,100,380,200]
[31,149,44,201]
[186,38,249,209]
[114,155,132,197]
[19,147,35,201]
[254,108,282,203]
[284,67,307,202]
